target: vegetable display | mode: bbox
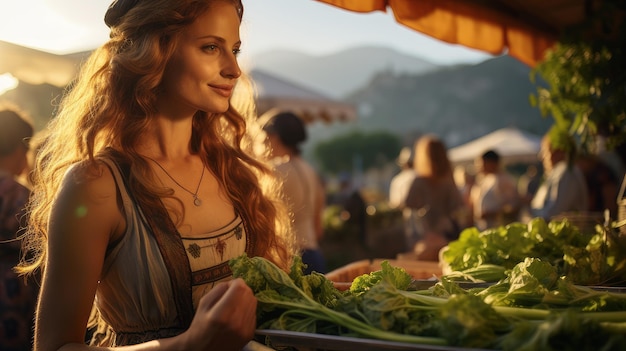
[230,254,626,350]
[229,254,446,345]
[440,217,626,286]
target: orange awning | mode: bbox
[315,0,596,67]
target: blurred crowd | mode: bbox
[387,127,624,261]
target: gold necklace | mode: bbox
[145,156,205,206]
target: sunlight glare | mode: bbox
[0,0,101,54]
[0,73,19,96]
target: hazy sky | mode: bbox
[0,0,493,65]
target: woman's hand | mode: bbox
[179,278,258,351]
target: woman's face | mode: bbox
[159,0,242,117]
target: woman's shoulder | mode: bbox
[48,158,126,269]
[60,159,118,203]
[49,158,124,241]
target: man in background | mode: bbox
[470,149,520,230]
[531,128,589,220]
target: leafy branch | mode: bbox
[530,0,626,153]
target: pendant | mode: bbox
[193,195,202,207]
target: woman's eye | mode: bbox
[232,48,241,56]
[203,44,218,52]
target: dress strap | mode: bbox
[103,148,195,329]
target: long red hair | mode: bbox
[18,0,294,276]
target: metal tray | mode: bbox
[255,329,491,351]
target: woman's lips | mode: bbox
[209,84,234,97]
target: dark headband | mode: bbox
[104,0,140,28]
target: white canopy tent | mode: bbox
[448,127,543,166]
[250,69,356,125]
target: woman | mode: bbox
[264,111,326,274]
[404,135,466,261]
[17,0,293,350]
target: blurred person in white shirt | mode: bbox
[531,128,589,219]
[470,150,520,230]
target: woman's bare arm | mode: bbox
[35,162,125,351]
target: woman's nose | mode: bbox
[222,53,241,79]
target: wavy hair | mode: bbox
[18,0,294,276]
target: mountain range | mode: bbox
[344,54,552,147]
[250,46,441,99]
[249,47,552,157]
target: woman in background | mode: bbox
[17,0,293,350]
[404,135,466,261]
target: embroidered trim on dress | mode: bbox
[190,261,233,286]
[183,225,243,260]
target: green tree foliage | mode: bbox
[313,130,402,174]
[531,0,626,152]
